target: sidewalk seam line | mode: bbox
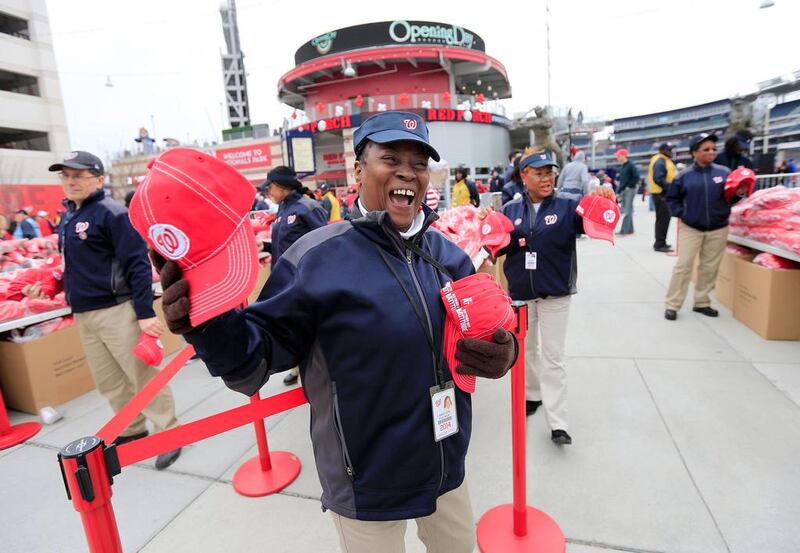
[633,358,733,553]
[566,537,668,553]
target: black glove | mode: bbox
[454,328,518,379]
[150,251,194,335]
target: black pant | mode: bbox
[652,192,671,248]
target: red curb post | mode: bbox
[58,436,123,553]
[233,391,302,497]
[476,301,565,552]
[0,387,41,450]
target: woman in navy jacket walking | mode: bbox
[263,165,327,385]
[493,148,614,446]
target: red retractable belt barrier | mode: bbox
[0,386,41,450]
[476,301,566,552]
[58,343,309,552]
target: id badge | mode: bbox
[430,382,459,442]
[525,251,537,270]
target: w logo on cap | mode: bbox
[149,224,190,260]
[403,118,418,130]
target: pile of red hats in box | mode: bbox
[729,185,800,256]
[0,236,67,323]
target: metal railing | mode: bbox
[754,172,800,191]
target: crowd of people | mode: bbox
[4,108,781,552]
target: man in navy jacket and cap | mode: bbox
[49,151,181,470]
[156,112,518,552]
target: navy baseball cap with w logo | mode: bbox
[48,150,105,175]
[353,111,440,161]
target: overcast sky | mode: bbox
[46,0,799,161]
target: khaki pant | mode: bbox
[330,483,475,553]
[524,296,571,432]
[665,222,728,311]
[75,301,177,437]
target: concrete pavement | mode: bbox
[3,202,799,553]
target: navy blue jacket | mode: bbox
[666,162,739,232]
[185,204,475,521]
[59,189,155,319]
[501,180,526,206]
[499,194,584,300]
[270,191,327,267]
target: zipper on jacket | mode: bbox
[526,199,540,297]
[331,382,355,480]
[402,247,447,492]
[703,170,710,230]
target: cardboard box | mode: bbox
[714,251,747,310]
[0,324,95,414]
[733,257,800,340]
[153,297,185,357]
[477,255,508,291]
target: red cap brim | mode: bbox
[183,221,259,326]
[582,219,616,245]
[443,318,476,394]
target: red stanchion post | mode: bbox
[476,301,565,552]
[0,387,41,450]
[58,436,123,553]
[232,391,302,497]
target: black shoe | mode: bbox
[525,400,542,416]
[664,309,677,321]
[551,429,572,445]
[654,245,674,252]
[112,430,148,446]
[155,447,182,470]
[693,306,719,317]
[283,371,299,385]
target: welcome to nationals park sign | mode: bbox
[295,21,486,65]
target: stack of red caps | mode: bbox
[440,273,515,393]
[132,332,164,366]
[479,211,514,257]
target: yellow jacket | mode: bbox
[452,179,472,207]
[321,191,341,222]
[647,153,676,194]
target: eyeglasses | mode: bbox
[525,170,555,181]
[59,173,98,182]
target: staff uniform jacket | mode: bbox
[666,162,739,232]
[499,194,584,300]
[647,153,677,194]
[501,180,525,206]
[58,188,155,318]
[184,203,475,521]
[270,191,328,267]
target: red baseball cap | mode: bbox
[132,332,164,366]
[614,148,629,157]
[129,148,259,326]
[724,167,756,202]
[576,194,620,244]
[479,211,514,257]
[440,274,515,393]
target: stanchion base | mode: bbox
[233,451,301,497]
[477,504,565,553]
[0,421,41,450]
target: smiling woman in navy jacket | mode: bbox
[493,148,614,446]
[155,112,518,553]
